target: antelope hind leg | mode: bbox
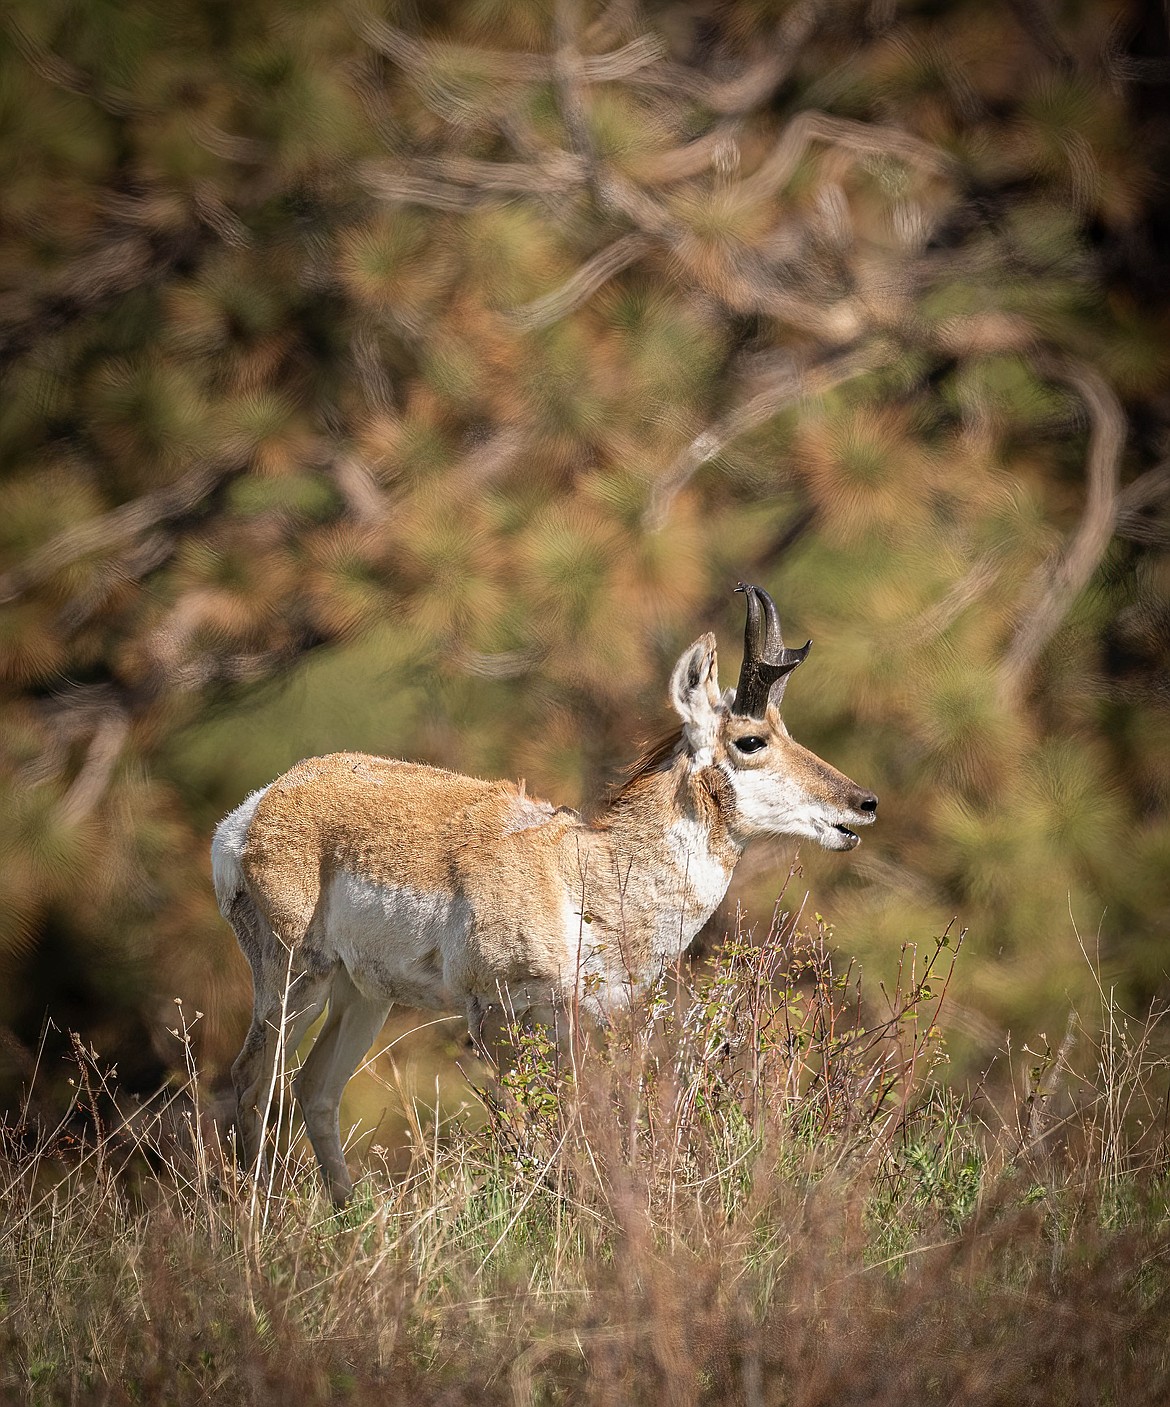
[232,970,329,1182]
[293,967,390,1206]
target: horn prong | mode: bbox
[731,582,810,718]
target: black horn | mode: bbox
[732,583,811,718]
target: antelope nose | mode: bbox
[856,791,879,814]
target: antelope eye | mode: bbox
[732,735,767,755]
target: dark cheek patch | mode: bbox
[693,765,740,860]
[696,763,734,813]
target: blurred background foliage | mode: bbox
[1,0,1169,1108]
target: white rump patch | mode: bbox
[210,784,272,913]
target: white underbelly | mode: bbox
[322,871,473,1010]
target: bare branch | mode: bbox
[330,455,385,525]
[628,122,745,185]
[354,10,662,84]
[354,11,549,81]
[188,116,267,165]
[451,427,529,490]
[192,183,251,249]
[361,150,589,221]
[361,10,891,347]
[644,346,876,529]
[350,323,396,412]
[928,312,1037,359]
[738,110,953,209]
[5,16,143,116]
[998,360,1125,702]
[553,0,595,166]
[58,714,130,828]
[587,165,863,337]
[456,645,544,679]
[580,33,665,81]
[420,153,586,194]
[508,233,651,328]
[0,460,242,606]
[359,167,505,212]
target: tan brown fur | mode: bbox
[242,749,734,1003]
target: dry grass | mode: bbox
[2,904,1169,1405]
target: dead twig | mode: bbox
[359,168,506,213]
[58,714,130,828]
[737,109,954,208]
[998,358,1125,703]
[354,10,662,85]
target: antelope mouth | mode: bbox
[815,819,864,851]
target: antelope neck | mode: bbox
[584,754,743,957]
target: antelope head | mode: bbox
[669,584,878,850]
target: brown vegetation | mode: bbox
[2,909,1168,1403]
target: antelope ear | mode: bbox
[669,633,721,750]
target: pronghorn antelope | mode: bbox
[212,584,877,1203]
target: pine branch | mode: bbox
[909,556,1003,646]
